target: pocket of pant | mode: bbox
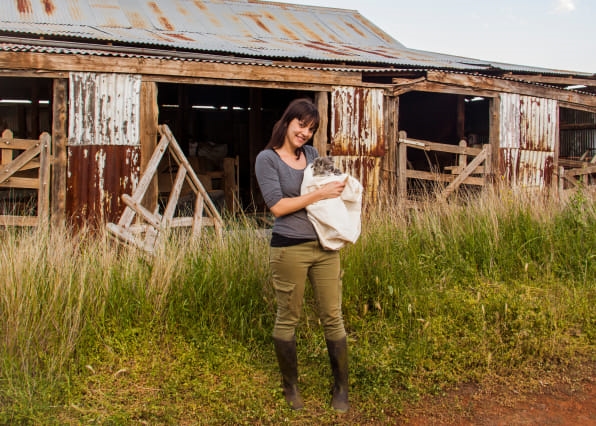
[269,247,296,296]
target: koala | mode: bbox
[311,156,342,177]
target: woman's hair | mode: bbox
[265,98,320,158]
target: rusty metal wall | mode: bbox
[330,86,384,198]
[67,72,141,226]
[66,144,140,226]
[69,72,141,146]
[499,93,557,190]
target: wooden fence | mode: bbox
[558,151,596,191]
[0,129,51,226]
[397,131,492,201]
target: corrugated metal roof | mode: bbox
[1,0,592,76]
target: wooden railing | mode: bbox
[0,129,51,226]
[397,131,492,201]
[558,150,596,191]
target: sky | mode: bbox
[268,0,595,74]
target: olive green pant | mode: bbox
[270,241,346,342]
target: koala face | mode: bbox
[312,156,342,177]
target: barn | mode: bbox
[1,0,595,237]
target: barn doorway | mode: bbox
[156,83,317,213]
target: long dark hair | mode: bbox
[265,98,320,159]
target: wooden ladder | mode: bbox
[107,124,223,254]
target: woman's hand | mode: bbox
[318,179,346,200]
[269,178,347,218]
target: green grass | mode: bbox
[1,190,595,424]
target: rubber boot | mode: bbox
[326,336,349,413]
[273,337,304,410]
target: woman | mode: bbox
[255,98,349,413]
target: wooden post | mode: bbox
[314,92,329,156]
[37,132,51,225]
[1,129,13,166]
[381,95,399,201]
[558,166,564,197]
[140,81,159,210]
[398,130,408,200]
[458,139,468,169]
[489,96,501,191]
[51,78,68,229]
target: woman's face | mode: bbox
[284,118,316,149]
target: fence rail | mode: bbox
[0,129,51,226]
[397,131,492,201]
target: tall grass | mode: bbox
[1,189,594,423]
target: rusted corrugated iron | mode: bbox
[5,0,590,74]
[331,87,385,156]
[69,72,141,146]
[66,145,140,227]
[500,93,557,189]
[330,86,384,200]
[67,72,141,227]
[334,155,380,201]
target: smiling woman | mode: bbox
[255,98,351,413]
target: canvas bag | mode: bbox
[300,163,363,250]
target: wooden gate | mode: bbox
[0,129,51,226]
[398,131,492,202]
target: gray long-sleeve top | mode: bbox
[255,145,319,240]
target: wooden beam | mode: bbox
[0,51,365,87]
[405,169,485,186]
[314,92,329,156]
[506,74,596,88]
[426,71,596,109]
[139,81,159,211]
[50,78,68,229]
[393,79,497,98]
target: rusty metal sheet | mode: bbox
[499,93,557,189]
[6,0,587,74]
[66,144,140,227]
[519,96,557,151]
[331,86,385,157]
[333,155,380,201]
[499,148,554,189]
[69,72,141,146]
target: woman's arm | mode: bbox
[269,180,345,217]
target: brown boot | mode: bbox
[273,337,304,410]
[326,336,349,413]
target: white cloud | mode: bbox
[554,0,576,12]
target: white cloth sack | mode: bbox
[300,164,363,250]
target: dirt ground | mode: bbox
[401,364,596,425]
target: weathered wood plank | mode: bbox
[0,137,38,150]
[0,177,40,188]
[0,142,41,184]
[0,51,364,87]
[399,137,483,156]
[0,215,38,226]
[440,146,488,200]
[51,78,68,229]
[140,81,159,210]
[405,169,485,186]
[426,71,596,109]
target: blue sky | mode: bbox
[268,0,595,74]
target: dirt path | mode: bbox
[402,365,596,425]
